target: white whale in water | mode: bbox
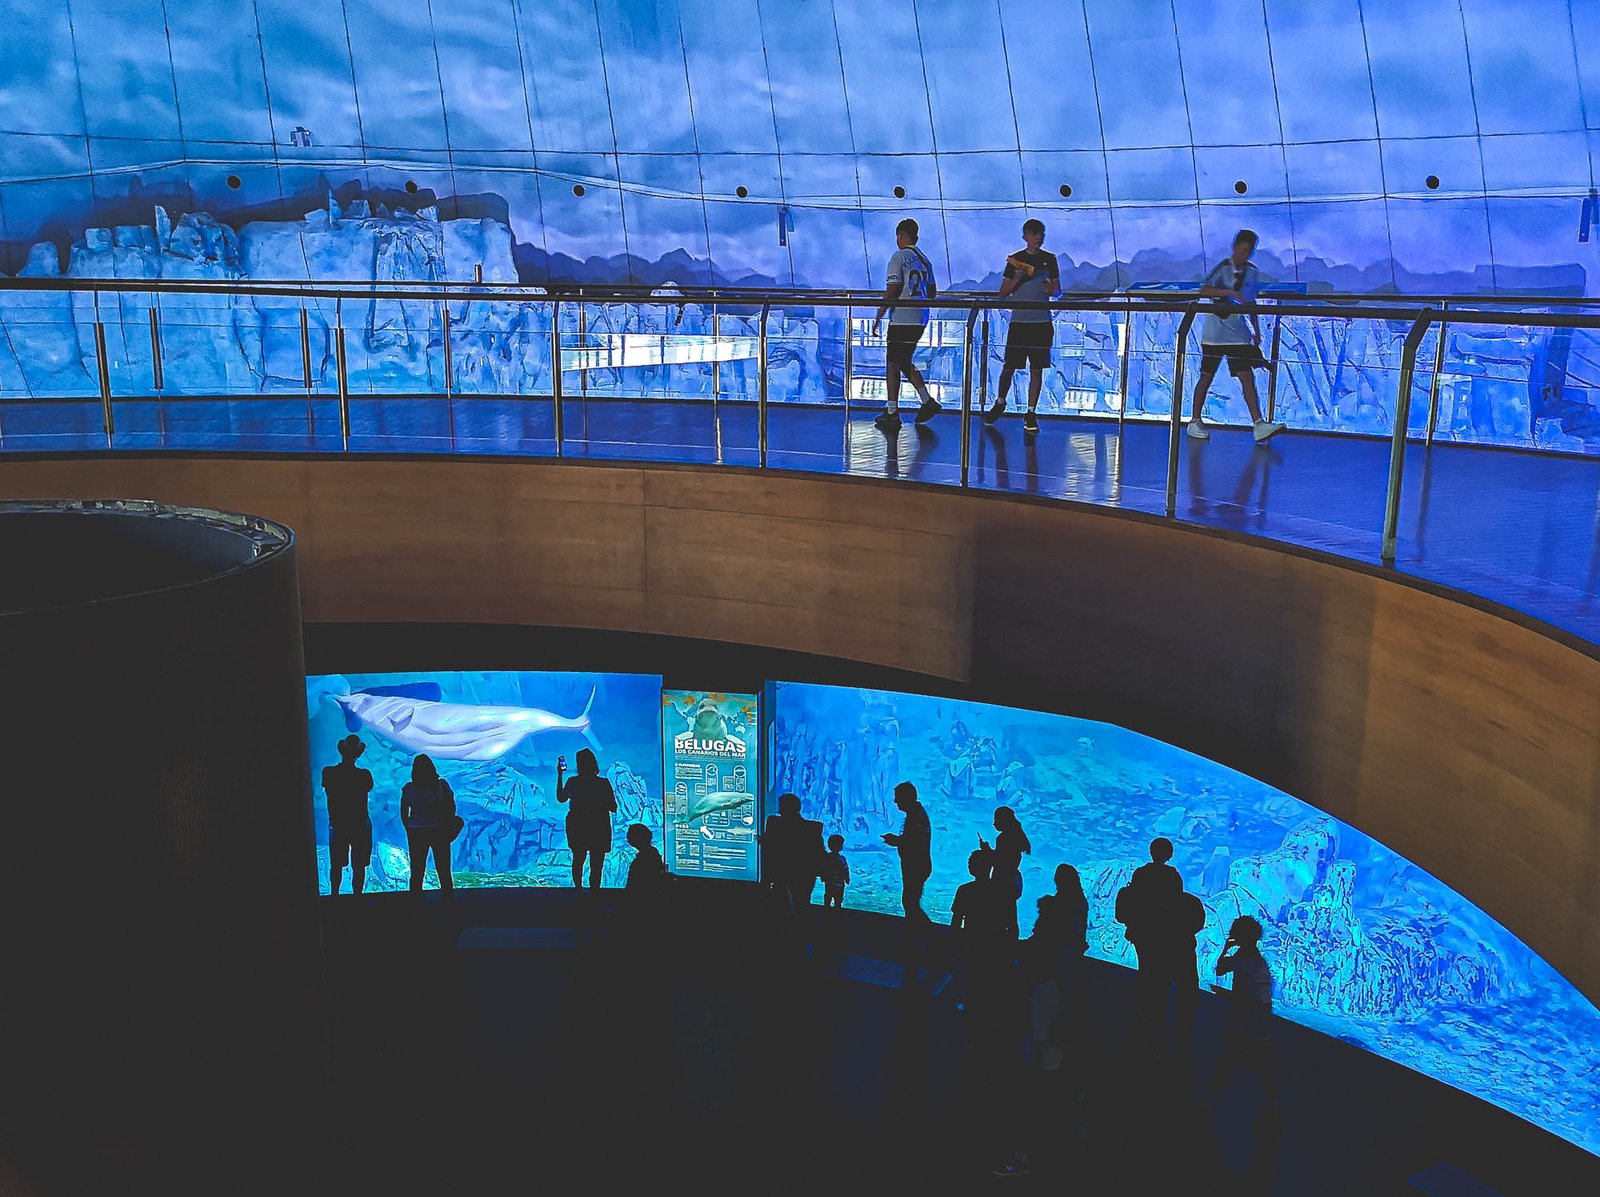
[329,682,598,760]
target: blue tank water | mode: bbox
[766,680,1600,1156]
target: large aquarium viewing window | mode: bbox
[307,671,663,889]
[764,681,1600,1156]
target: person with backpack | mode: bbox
[400,754,458,893]
[1118,858,1206,1057]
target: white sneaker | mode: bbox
[1186,419,1210,441]
[1252,420,1286,443]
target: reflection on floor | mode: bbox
[315,888,1599,1195]
[8,395,1599,643]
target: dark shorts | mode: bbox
[1003,321,1053,371]
[330,819,372,868]
[885,323,926,367]
[567,817,611,856]
[1200,341,1268,378]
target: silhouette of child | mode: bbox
[625,823,667,892]
[820,834,850,908]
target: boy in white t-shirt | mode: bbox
[871,218,940,433]
[1188,229,1285,444]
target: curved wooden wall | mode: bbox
[5,454,1598,1005]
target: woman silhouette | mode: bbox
[558,748,617,890]
[400,754,457,893]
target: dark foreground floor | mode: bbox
[306,886,1597,1197]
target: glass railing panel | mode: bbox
[0,288,103,450]
[553,298,723,465]
[1385,314,1600,637]
[132,306,318,451]
[447,296,558,456]
[761,303,851,475]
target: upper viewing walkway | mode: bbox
[2,276,1599,647]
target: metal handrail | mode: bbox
[5,273,1599,310]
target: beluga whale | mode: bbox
[326,681,599,761]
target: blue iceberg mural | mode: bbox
[307,671,662,890]
[2,0,1600,447]
[767,680,1600,1156]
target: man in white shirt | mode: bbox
[1188,229,1285,443]
[871,218,940,433]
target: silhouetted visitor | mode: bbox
[324,734,374,895]
[1209,915,1278,1114]
[883,781,932,922]
[1118,862,1206,1055]
[1131,837,1181,892]
[762,792,825,914]
[985,217,1061,438]
[871,217,940,433]
[994,895,1078,1178]
[1033,863,1090,1008]
[1188,228,1285,444]
[821,833,850,909]
[558,748,617,890]
[400,754,457,893]
[951,847,1016,942]
[983,805,1032,902]
[625,823,667,893]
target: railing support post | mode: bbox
[1165,308,1198,518]
[1425,302,1450,447]
[758,302,770,468]
[1381,310,1439,563]
[712,306,724,465]
[1265,314,1283,423]
[335,323,350,451]
[148,305,164,393]
[551,299,565,458]
[441,301,456,450]
[960,308,977,487]
[93,320,114,446]
[842,305,853,458]
[1117,303,1132,429]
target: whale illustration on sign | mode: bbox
[327,681,599,760]
[678,790,754,824]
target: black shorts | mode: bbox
[1003,321,1053,371]
[885,323,926,367]
[330,819,372,868]
[1200,341,1268,378]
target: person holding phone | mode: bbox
[558,747,617,890]
[1209,915,1278,1114]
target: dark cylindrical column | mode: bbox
[0,501,319,1194]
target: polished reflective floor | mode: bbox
[8,394,1599,645]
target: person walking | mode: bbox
[871,218,941,433]
[1188,229,1285,443]
[558,748,618,890]
[400,754,457,893]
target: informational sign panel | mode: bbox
[661,690,760,880]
